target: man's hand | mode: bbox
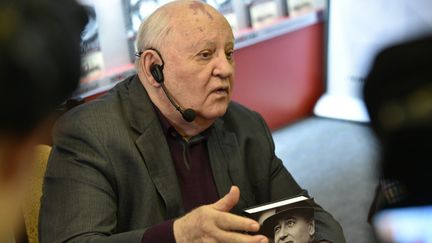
[173,186,268,243]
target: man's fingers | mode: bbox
[215,211,261,233]
[212,186,240,212]
[174,198,267,243]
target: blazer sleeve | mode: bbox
[38,115,146,243]
[255,112,346,243]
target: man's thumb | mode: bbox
[212,186,240,212]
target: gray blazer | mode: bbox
[39,75,345,242]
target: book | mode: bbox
[249,0,279,29]
[243,195,316,243]
[287,0,315,17]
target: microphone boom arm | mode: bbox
[160,82,183,113]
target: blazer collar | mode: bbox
[127,75,158,134]
[208,118,255,214]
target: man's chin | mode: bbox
[200,105,229,120]
[200,112,226,122]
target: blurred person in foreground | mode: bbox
[39,1,345,242]
[0,0,87,241]
[364,34,432,213]
[364,34,432,242]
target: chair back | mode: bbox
[22,145,52,243]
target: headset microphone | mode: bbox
[149,61,196,122]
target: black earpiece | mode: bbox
[150,64,164,84]
[145,48,196,122]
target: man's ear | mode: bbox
[138,50,162,88]
[309,219,315,236]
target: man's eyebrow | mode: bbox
[186,40,234,53]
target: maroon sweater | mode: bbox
[141,108,219,242]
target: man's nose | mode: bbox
[279,231,289,242]
[280,225,289,237]
[212,51,234,78]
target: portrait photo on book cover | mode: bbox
[244,196,315,243]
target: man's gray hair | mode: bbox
[134,5,171,70]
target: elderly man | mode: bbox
[273,211,315,243]
[259,201,315,243]
[39,1,345,242]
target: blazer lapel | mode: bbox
[208,119,255,214]
[126,76,184,219]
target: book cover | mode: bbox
[244,195,316,243]
[287,0,315,17]
[249,0,279,29]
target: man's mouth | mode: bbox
[213,87,229,95]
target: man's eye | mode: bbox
[199,51,213,59]
[287,219,296,227]
[226,50,234,61]
[274,225,281,233]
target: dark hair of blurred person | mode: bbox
[0,0,87,241]
[364,34,432,212]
